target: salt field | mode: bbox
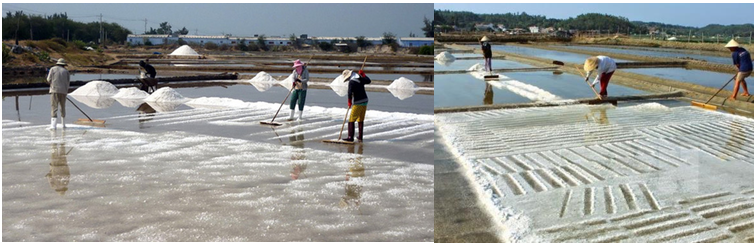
[435,102,754,242]
[3,76,434,241]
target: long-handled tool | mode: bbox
[323,107,354,145]
[323,56,368,145]
[260,87,295,126]
[67,97,106,126]
[260,55,314,126]
[575,64,618,105]
[691,74,737,110]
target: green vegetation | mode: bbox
[318,41,333,51]
[204,42,218,50]
[434,9,753,37]
[418,45,433,55]
[2,11,132,44]
[2,43,10,63]
[257,35,268,51]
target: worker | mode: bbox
[480,36,493,73]
[289,59,310,121]
[342,69,371,142]
[584,56,617,100]
[725,40,753,100]
[138,60,157,93]
[46,58,70,130]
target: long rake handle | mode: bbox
[270,87,295,123]
[66,97,93,122]
[705,74,738,104]
[338,107,350,140]
[575,65,602,100]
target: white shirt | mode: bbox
[587,56,617,86]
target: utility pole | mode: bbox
[195,29,198,35]
[67,29,70,42]
[688,29,691,43]
[144,18,147,34]
[99,13,103,44]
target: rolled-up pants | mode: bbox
[51,93,66,118]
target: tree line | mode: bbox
[2,11,132,45]
[434,9,753,37]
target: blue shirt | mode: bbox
[732,47,753,72]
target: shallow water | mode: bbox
[490,45,631,64]
[624,68,753,94]
[558,45,731,64]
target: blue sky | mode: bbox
[434,3,754,27]
[2,3,433,37]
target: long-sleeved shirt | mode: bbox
[46,65,70,94]
[732,47,753,72]
[292,67,309,90]
[347,73,371,104]
[481,42,492,58]
[587,56,617,86]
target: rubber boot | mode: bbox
[61,117,66,129]
[357,122,364,142]
[344,122,355,142]
[47,118,57,131]
[288,109,295,120]
[297,110,303,121]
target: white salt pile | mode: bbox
[70,95,115,109]
[387,77,418,100]
[112,87,150,99]
[279,73,295,91]
[249,71,278,92]
[387,77,417,90]
[435,51,456,61]
[487,75,562,102]
[626,102,670,110]
[144,87,186,102]
[69,81,119,97]
[169,45,200,56]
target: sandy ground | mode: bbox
[436,102,754,242]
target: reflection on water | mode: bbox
[46,135,70,195]
[288,126,305,148]
[484,83,494,105]
[137,103,156,128]
[585,106,610,125]
[290,150,307,180]
[340,144,364,210]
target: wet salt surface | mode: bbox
[3,85,433,164]
[434,59,532,72]
[436,102,754,242]
[2,127,433,242]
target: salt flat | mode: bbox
[435,102,754,243]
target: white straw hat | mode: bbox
[725,39,740,48]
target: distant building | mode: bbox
[127,34,426,48]
[398,37,433,47]
[475,23,496,32]
[528,26,540,33]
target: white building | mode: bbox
[528,26,540,33]
[127,34,426,48]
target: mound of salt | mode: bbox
[144,87,186,102]
[112,87,150,99]
[169,45,200,56]
[387,77,417,100]
[435,51,456,61]
[249,71,279,92]
[279,73,295,91]
[69,81,119,97]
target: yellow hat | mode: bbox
[480,36,490,42]
[584,57,599,72]
[725,39,740,48]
